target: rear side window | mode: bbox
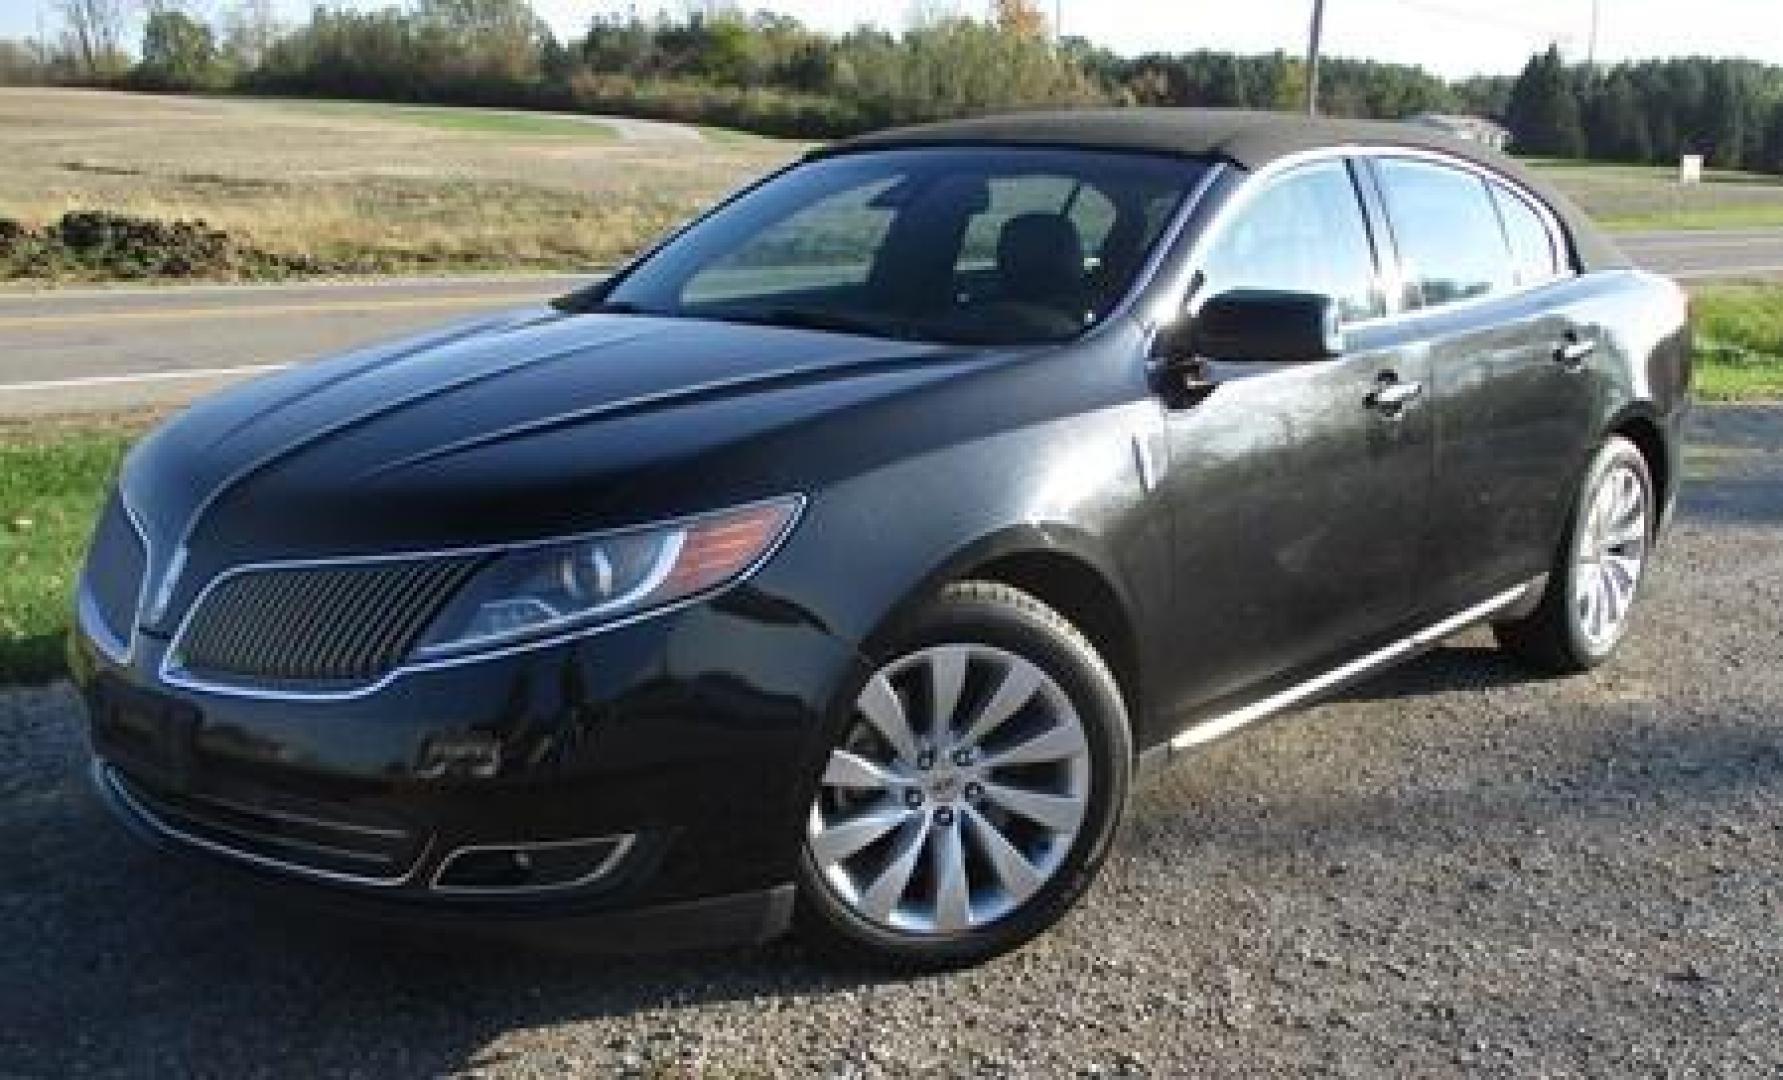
[1375,158,1514,309]
[1490,183,1564,285]
[1195,160,1386,324]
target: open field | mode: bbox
[1527,160,1783,232]
[4,90,1783,284]
[0,89,797,279]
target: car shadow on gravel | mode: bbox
[1330,643,1535,703]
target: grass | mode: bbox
[1691,284,1783,400]
[0,87,798,281]
[1,89,1780,281]
[268,98,619,140]
[0,425,135,685]
[1526,160,1783,233]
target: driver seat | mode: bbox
[996,213,1088,314]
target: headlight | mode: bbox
[412,496,802,659]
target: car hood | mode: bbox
[123,307,990,609]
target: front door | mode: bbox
[1151,159,1435,724]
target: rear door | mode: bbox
[1366,156,1600,616]
[1152,158,1435,721]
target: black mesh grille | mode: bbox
[175,556,482,686]
[82,493,147,648]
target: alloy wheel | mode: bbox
[1571,458,1650,650]
[805,643,1091,935]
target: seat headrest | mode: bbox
[995,213,1085,303]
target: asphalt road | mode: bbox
[3,404,1780,1076]
[0,227,1779,419]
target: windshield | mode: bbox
[574,147,1208,346]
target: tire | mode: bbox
[1494,435,1655,675]
[795,581,1131,969]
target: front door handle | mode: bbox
[1366,376,1424,418]
[1555,335,1597,369]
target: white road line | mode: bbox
[0,363,290,393]
[1669,264,1783,281]
[1621,237,1783,251]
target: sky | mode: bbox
[5,0,1782,79]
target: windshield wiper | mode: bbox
[554,297,657,316]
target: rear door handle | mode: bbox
[1365,377,1423,417]
[1555,335,1597,369]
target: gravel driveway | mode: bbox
[4,406,1780,1078]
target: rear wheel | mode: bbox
[1495,435,1654,674]
[796,582,1130,969]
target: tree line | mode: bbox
[5,1,1783,173]
[1508,45,1783,172]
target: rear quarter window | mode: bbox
[1489,183,1565,286]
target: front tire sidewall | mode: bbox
[794,583,1132,969]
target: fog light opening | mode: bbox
[430,835,636,895]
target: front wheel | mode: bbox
[795,582,1131,969]
[1495,435,1655,674]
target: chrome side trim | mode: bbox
[1169,581,1534,753]
[98,763,423,888]
[158,493,806,703]
[428,834,638,897]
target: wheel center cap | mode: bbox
[927,772,965,803]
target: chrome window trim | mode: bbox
[428,834,638,896]
[98,761,425,889]
[75,493,151,667]
[157,493,806,703]
[1143,143,1580,336]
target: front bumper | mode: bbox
[70,589,861,944]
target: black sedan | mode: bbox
[70,109,1690,968]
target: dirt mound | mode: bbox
[0,211,328,281]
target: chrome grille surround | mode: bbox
[77,492,149,662]
[166,554,484,693]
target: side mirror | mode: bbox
[1184,289,1346,363]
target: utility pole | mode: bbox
[1586,0,1601,68]
[1305,0,1326,116]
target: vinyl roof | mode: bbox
[819,108,1628,272]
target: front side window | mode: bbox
[1375,158,1515,308]
[591,148,1208,346]
[1194,160,1386,324]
